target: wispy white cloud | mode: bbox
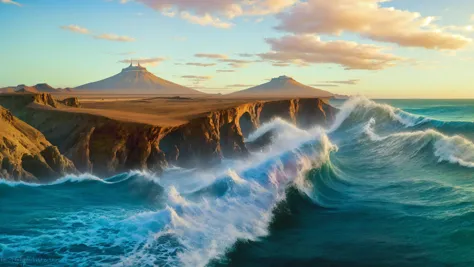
[94,34,135,42]
[237,53,254,57]
[60,25,90,34]
[195,53,228,59]
[181,75,212,80]
[186,63,217,67]
[310,84,340,87]
[272,63,291,67]
[1,0,22,6]
[114,51,136,56]
[119,57,166,67]
[219,58,254,68]
[324,79,361,85]
[226,84,254,88]
[181,75,213,86]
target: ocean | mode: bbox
[1,97,473,267]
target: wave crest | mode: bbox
[365,118,474,168]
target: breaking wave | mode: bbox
[2,97,474,266]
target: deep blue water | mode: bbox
[1,97,473,266]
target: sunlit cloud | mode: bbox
[195,53,228,59]
[60,25,90,34]
[259,35,403,70]
[443,25,474,33]
[216,70,235,73]
[123,0,297,28]
[276,0,472,50]
[94,34,135,42]
[1,0,21,6]
[180,12,233,28]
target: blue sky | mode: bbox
[1,0,474,98]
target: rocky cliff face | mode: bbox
[0,94,335,180]
[0,106,77,182]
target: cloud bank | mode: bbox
[259,35,403,70]
[125,0,297,28]
[276,0,471,50]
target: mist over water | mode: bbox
[1,97,474,266]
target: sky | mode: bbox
[1,0,474,98]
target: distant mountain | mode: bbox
[75,63,204,95]
[0,83,59,94]
[0,87,15,94]
[230,76,334,98]
[15,85,40,93]
[34,83,57,93]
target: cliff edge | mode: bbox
[0,106,77,182]
[0,94,335,180]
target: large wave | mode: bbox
[0,119,337,267]
[2,97,473,267]
[329,97,474,169]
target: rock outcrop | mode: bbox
[0,106,77,182]
[59,97,81,108]
[0,94,335,180]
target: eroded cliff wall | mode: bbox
[0,94,335,180]
[0,106,77,182]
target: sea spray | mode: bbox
[364,118,474,168]
[3,98,474,266]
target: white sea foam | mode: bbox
[0,118,336,267]
[329,97,426,132]
[365,118,474,168]
[0,173,111,187]
[112,119,339,267]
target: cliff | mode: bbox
[0,106,77,182]
[0,94,335,180]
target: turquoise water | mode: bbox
[1,98,474,266]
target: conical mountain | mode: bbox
[230,76,333,98]
[75,64,204,95]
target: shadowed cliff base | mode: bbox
[0,93,335,182]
